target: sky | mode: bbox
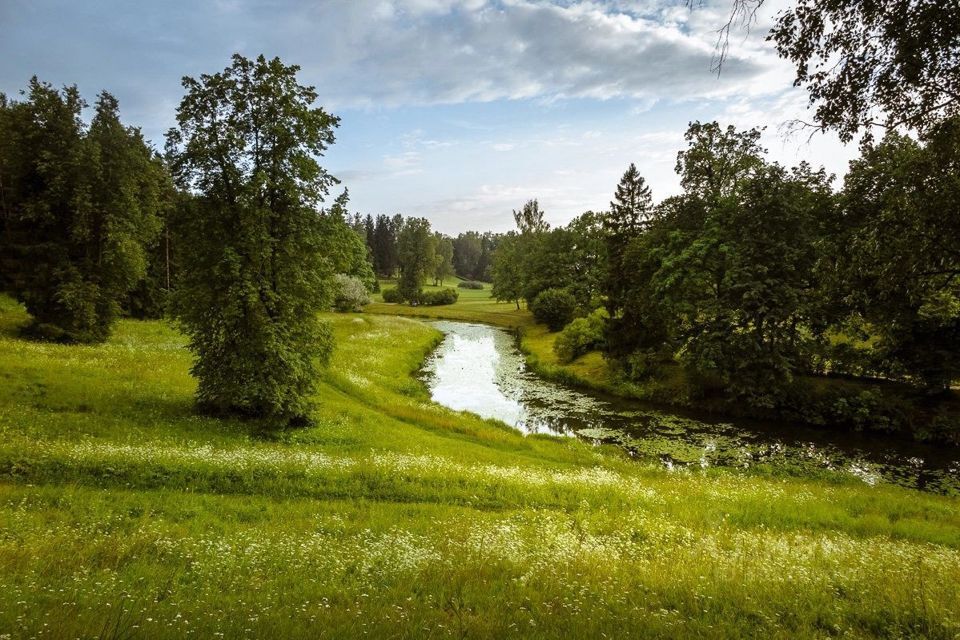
[0,0,859,234]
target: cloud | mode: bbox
[286,0,782,109]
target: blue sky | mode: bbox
[0,0,857,233]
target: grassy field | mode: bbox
[2,293,960,638]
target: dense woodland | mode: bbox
[0,0,957,434]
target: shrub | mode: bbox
[332,274,370,312]
[531,288,577,331]
[554,308,608,362]
[381,288,403,303]
[419,288,459,306]
[458,280,484,290]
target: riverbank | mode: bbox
[3,293,960,637]
[368,282,960,445]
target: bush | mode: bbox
[381,288,403,303]
[554,308,608,362]
[419,288,459,306]
[458,280,484,290]
[531,288,577,331]
[332,274,370,312]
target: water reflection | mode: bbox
[420,321,960,495]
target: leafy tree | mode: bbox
[554,308,608,363]
[332,274,370,312]
[839,120,960,389]
[124,184,186,319]
[491,231,524,309]
[452,231,482,279]
[396,217,434,302]
[675,121,765,201]
[165,54,339,422]
[0,79,164,342]
[431,233,455,285]
[530,288,577,331]
[513,198,549,235]
[709,1,958,142]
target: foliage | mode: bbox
[0,79,165,342]
[417,287,459,306]
[837,119,960,389]
[165,54,339,423]
[381,287,403,303]
[554,308,608,363]
[397,217,434,302]
[530,288,577,331]
[767,0,960,142]
[491,232,525,309]
[320,190,377,291]
[431,232,455,285]
[613,122,834,407]
[604,163,653,321]
[458,280,484,289]
[332,274,370,312]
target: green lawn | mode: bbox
[2,293,960,638]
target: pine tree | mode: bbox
[603,163,652,318]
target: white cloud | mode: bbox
[263,0,786,109]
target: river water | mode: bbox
[420,320,960,495]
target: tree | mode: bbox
[491,232,524,309]
[675,121,765,201]
[452,231,482,279]
[396,217,434,302]
[706,0,959,142]
[431,233,454,286]
[332,274,370,312]
[320,190,377,291]
[371,214,399,277]
[838,119,960,389]
[513,198,549,235]
[0,79,164,342]
[165,54,340,422]
[603,163,653,320]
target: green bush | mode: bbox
[418,288,459,306]
[531,288,577,331]
[332,274,371,312]
[381,288,403,303]
[458,280,484,290]
[554,308,608,362]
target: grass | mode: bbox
[2,293,960,638]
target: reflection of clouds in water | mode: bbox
[422,321,960,494]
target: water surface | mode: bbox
[420,320,960,494]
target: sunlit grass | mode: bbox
[1,294,959,638]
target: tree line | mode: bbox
[0,0,955,427]
[344,212,500,284]
[489,119,959,428]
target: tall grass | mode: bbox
[1,294,959,638]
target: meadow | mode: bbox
[2,293,960,638]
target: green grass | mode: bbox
[2,293,960,638]
[368,278,533,328]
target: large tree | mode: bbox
[708,0,959,142]
[0,79,164,342]
[166,54,340,422]
[431,233,455,286]
[396,217,434,301]
[603,163,653,320]
[838,119,960,389]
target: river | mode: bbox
[419,320,960,495]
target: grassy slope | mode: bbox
[2,294,960,638]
